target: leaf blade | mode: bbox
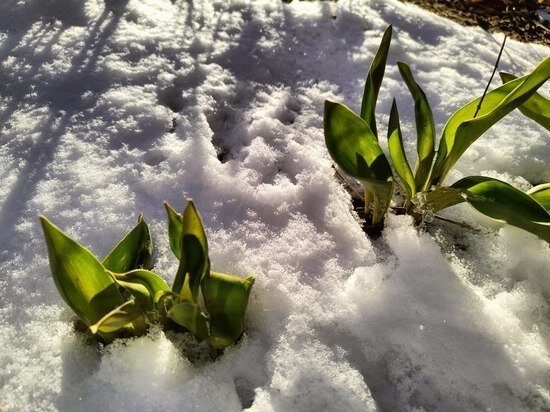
[172,200,209,301]
[451,176,550,243]
[500,71,550,131]
[360,25,392,138]
[526,183,550,211]
[110,269,171,310]
[102,214,153,273]
[430,56,550,186]
[164,201,184,260]
[39,216,125,327]
[387,99,416,200]
[324,100,394,224]
[168,300,210,342]
[397,61,436,191]
[202,272,255,349]
[89,300,147,337]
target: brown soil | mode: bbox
[400,0,550,46]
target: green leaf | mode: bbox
[324,100,394,224]
[387,99,415,200]
[526,183,550,211]
[89,300,147,337]
[451,176,550,243]
[397,62,436,191]
[102,214,153,273]
[172,200,209,301]
[430,56,550,186]
[500,72,550,131]
[164,201,184,260]
[168,300,210,342]
[360,25,392,139]
[109,269,171,310]
[202,272,255,350]
[39,216,126,329]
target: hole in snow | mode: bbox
[157,86,185,113]
[277,96,302,125]
[207,104,249,163]
[234,377,256,409]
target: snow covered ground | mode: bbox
[0,0,548,410]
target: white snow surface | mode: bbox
[0,0,549,411]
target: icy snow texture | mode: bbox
[0,0,549,411]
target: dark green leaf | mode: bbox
[451,176,550,243]
[102,214,153,273]
[387,99,415,200]
[360,25,392,139]
[202,272,255,350]
[500,71,550,131]
[397,61,436,191]
[324,100,394,224]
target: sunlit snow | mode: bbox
[0,0,548,411]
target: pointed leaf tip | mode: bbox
[360,25,392,138]
[39,215,125,328]
[172,200,209,301]
[102,215,153,273]
[397,61,435,192]
[165,201,184,260]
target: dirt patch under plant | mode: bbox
[400,0,550,46]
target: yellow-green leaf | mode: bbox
[172,200,209,301]
[164,201,184,260]
[110,269,171,310]
[387,99,415,200]
[202,272,255,350]
[102,214,153,273]
[89,300,147,338]
[526,183,550,211]
[412,186,465,214]
[500,71,550,131]
[39,216,125,328]
[168,300,210,342]
[430,56,550,186]
[397,61,436,191]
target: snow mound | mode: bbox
[0,0,548,411]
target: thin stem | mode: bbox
[434,215,480,232]
[473,35,507,118]
[332,165,365,201]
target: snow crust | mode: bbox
[0,0,548,410]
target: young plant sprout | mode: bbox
[324,26,550,242]
[40,201,254,353]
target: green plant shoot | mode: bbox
[164,201,255,349]
[41,201,255,352]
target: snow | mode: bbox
[0,0,548,410]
